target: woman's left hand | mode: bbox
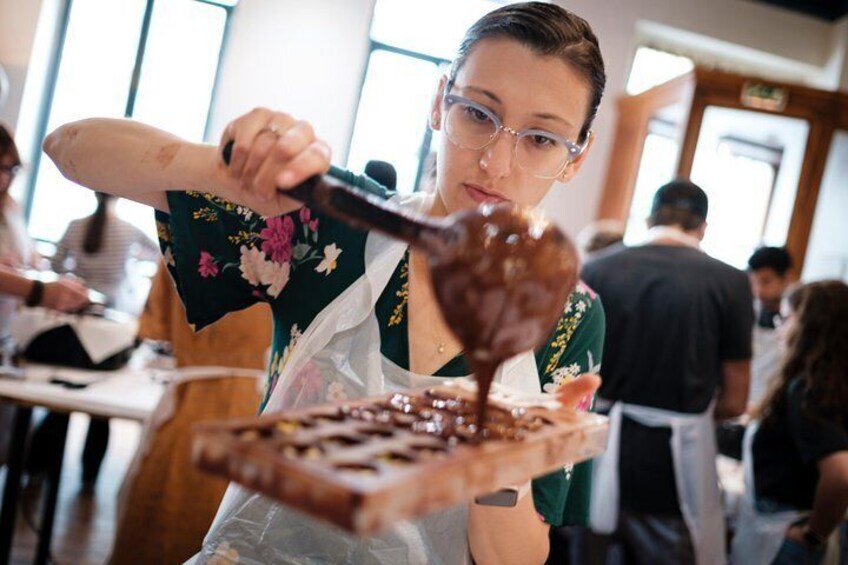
[555,373,601,411]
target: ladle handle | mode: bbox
[221,140,442,247]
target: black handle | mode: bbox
[221,140,444,248]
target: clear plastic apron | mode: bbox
[190,193,542,565]
[590,400,726,565]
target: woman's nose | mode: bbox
[478,130,515,178]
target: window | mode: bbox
[24,0,232,243]
[626,46,694,95]
[346,0,499,194]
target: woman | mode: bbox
[44,3,606,563]
[732,281,848,564]
[51,192,159,314]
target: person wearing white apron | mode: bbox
[746,246,793,410]
[43,4,613,562]
[581,181,754,565]
[732,281,848,564]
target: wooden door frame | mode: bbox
[598,67,848,277]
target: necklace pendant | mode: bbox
[437,343,446,354]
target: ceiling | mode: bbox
[749,0,848,21]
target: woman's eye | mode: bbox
[529,134,557,148]
[464,106,491,123]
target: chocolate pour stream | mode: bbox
[222,141,580,437]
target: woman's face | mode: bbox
[430,37,594,214]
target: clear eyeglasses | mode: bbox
[441,87,587,179]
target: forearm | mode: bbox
[808,454,848,538]
[0,268,35,299]
[43,118,227,210]
[468,495,549,565]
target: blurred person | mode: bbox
[581,179,753,564]
[51,192,159,314]
[732,281,848,564]
[577,219,625,259]
[747,246,793,409]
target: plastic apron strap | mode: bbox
[589,401,623,534]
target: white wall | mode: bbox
[206,0,376,163]
[0,0,45,128]
[2,0,846,237]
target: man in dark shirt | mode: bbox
[581,180,753,564]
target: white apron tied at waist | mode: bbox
[590,399,726,565]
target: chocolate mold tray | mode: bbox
[192,385,608,535]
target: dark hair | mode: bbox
[648,207,705,231]
[757,280,848,426]
[0,123,21,166]
[449,2,605,144]
[748,246,792,276]
[83,192,113,254]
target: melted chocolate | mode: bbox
[421,204,579,432]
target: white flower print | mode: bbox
[239,245,291,297]
[575,300,587,313]
[543,362,584,393]
[235,205,254,221]
[586,351,601,374]
[315,243,342,275]
[239,245,267,286]
[163,246,175,267]
[263,261,291,298]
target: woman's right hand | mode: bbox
[216,108,331,217]
[42,277,90,312]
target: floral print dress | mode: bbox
[156,165,605,527]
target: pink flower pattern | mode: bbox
[260,215,295,263]
[198,251,219,278]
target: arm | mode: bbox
[468,375,601,565]
[0,267,90,312]
[715,360,750,420]
[43,110,330,217]
[785,451,848,547]
[807,452,848,538]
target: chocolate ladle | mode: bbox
[222,141,579,435]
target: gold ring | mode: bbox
[259,124,281,137]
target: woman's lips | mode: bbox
[463,183,508,204]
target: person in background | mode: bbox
[577,219,625,259]
[51,192,159,314]
[581,179,753,564]
[732,280,848,564]
[747,246,793,409]
[31,192,158,489]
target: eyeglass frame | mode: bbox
[440,80,589,179]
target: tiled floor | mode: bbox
[2,411,142,565]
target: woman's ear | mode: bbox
[430,76,448,131]
[558,131,595,183]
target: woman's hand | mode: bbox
[217,108,331,217]
[42,278,90,312]
[555,373,601,410]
